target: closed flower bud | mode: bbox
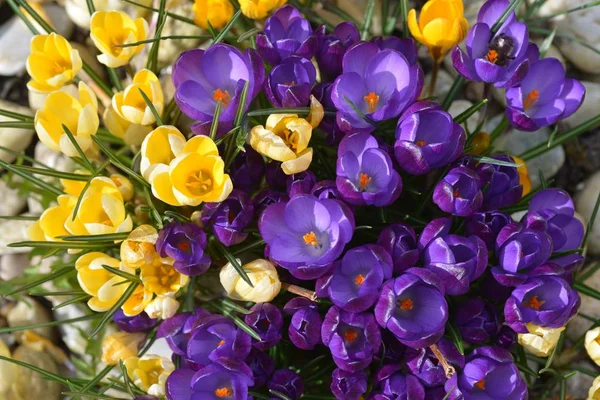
[193,0,233,30]
[144,295,179,320]
[121,225,160,270]
[518,324,565,357]
[26,33,82,93]
[101,332,145,365]
[585,327,600,366]
[220,259,281,303]
[34,82,99,157]
[250,114,313,175]
[124,355,175,397]
[111,69,164,126]
[90,10,149,68]
[238,0,286,20]
[589,376,600,399]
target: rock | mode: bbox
[6,299,55,340]
[422,68,454,100]
[575,171,600,255]
[533,38,566,68]
[53,305,92,356]
[0,180,26,217]
[564,81,600,129]
[565,360,595,399]
[0,253,29,281]
[0,100,34,166]
[65,0,150,29]
[448,100,481,132]
[537,0,568,19]
[0,219,35,255]
[555,0,600,74]
[8,346,62,400]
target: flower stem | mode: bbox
[428,63,439,98]
[430,343,456,378]
[281,283,318,302]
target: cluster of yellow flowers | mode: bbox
[193,0,287,29]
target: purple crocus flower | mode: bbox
[455,298,499,344]
[259,194,355,279]
[245,348,275,388]
[372,36,419,66]
[505,275,580,333]
[166,360,254,400]
[492,213,553,286]
[496,325,517,349]
[375,268,448,348]
[433,166,483,216]
[465,211,513,250]
[321,306,381,372]
[244,303,283,351]
[256,5,324,65]
[158,308,212,356]
[424,386,448,400]
[423,234,488,296]
[253,190,289,215]
[156,222,212,276]
[230,146,265,192]
[336,132,402,206]
[377,223,420,274]
[452,0,535,88]
[527,188,585,271]
[394,101,465,175]
[373,366,425,400]
[265,56,316,108]
[287,170,317,198]
[113,310,157,333]
[445,346,527,400]
[418,217,453,251]
[506,57,585,131]
[331,41,423,133]
[328,244,393,312]
[312,82,346,145]
[331,368,368,400]
[283,297,322,350]
[405,338,465,387]
[186,315,251,367]
[268,369,304,400]
[477,155,523,210]
[317,22,361,82]
[201,189,254,247]
[172,44,264,136]
[311,180,343,201]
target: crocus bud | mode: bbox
[121,225,159,270]
[144,296,179,320]
[518,324,565,357]
[124,355,175,397]
[268,369,304,400]
[220,259,281,303]
[245,303,283,350]
[101,332,145,365]
[589,375,600,399]
[585,327,600,366]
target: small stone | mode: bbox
[0,180,26,217]
[575,170,600,255]
[65,0,150,29]
[53,305,92,357]
[6,298,55,340]
[157,1,205,70]
[536,0,568,19]
[0,100,34,166]
[448,100,481,133]
[0,253,29,281]
[422,68,454,100]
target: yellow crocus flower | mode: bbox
[122,284,154,317]
[76,252,135,312]
[60,170,90,197]
[90,10,149,68]
[124,355,174,397]
[140,125,186,180]
[110,174,134,202]
[513,156,531,197]
[238,0,286,19]
[101,332,145,365]
[250,114,313,175]
[111,69,164,126]
[589,376,600,400]
[140,257,189,296]
[193,0,234,30]
[27,195,82,242]
[34,81,99,157]
[408,0,468,63]
[120,225,160,270]
[26,33,82,93]
[103,106,153,146]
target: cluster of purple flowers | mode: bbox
[157,1,587,399]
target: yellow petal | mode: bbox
[281,148,313,175]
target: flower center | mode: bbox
[453,189,462,199]
[186,170,213,196]
[215,387,233,397]
[217,339,226,347]
[213,88,231,107]
[303,231,320,247]
[475,379,486,390]
[280,128,300,152]
[525,295,545,311]
[359,173,371,191]
[284,80,296,86]
[416,140,427,147]
[363,92,380,113]
[399,298,413,310]
[523,89,540,110]
[485,49,499,64]
[343,329,358,343]
[354,274,365,286]
[177,241,190,251]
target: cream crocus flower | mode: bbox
[65,176,133,236]
[250,114,313,175]
[220,259,281,303]
[90,10,149,68]
[144,295,179,320]
[140,125,186,180]
[111,69,164,126]
[26,33,82,93]
[120,224,160,269]
[124,355,175,397]
[589,376,600,399]
[518,324,565,357]
[34,81,99,157]
[585,327,600,366]
[110,174,134,202]
[76,252,136,312]
[101,332,145,365]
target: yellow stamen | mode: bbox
[475,379,486,390]
[344,329,358,343]
[177,241,190,251]
[485,49,499,64]
[217,340,226,347]
[359,173,371,191]
[213,88,231,107]
[399,298,413,310]
[364,92,380,113]
[453,189,461,199]
[525,295,545,311]
[416,140,427,147]
[523,89,540,110]
[303,231,320,247]
[355,274,365,286]
[215,387,233,397]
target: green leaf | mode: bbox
[9,240,116,249]
[447,321,464,355]
[138,88,163,126]
[216,241,253,287]
[0,108,33,121]
[90,283,138,338]
[539,27,557,58]
[539,331,563,374]
[122,0,196,24]
[107,68,123,92]
[0,215,39,221]
[0,145,50,168]
[454,99,489,124]
[220,298,252,314]
[234,81,250,127]
[57,232,129,242]
[0,121,34,129]
[528,0,600,21]
[119,361,136,398]
[0,354,73,386]
[237,28,262,42]
[0,313,101,334]
[530,26,600,57]
[12,165,92,181]
[213,10,242,45]
[92,137,150,188]
[0,159,63,196]
[474,156,522,168]
[546,125,559,148]
[574,282,600,300]
[361,0,377,40]
[270,390,293,400]
[62,124,95,172]
[214,126,240,146]
[76,365,115,397]
[583,190,600,249]
[146,0,168,72]
[143,186,163,229]
[62,392,118,400]
[3,265,74,296]
[210,100,223,140]
[577,262,600,283]
[30,289,87,297]
[163,210,191,222]
[491,0,524,33]
[101,264,142,283]
[343,95,371,124]
[52,294,91,310]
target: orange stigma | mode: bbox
[525,295,545,311]
[344,329,358,343]
[364,92,380,113]
[485,49,499,64]
[213,88,231,107]
[177,241,190,251]
[475,379,486,390]
[303,231,320,247]
[399,298,413,310]
[284,80,296,86]
[355,274,365,286]
[453,189,462,199]
[217,339,226,347]
[416,140,427,147]
[523,89,540,110]
[215,387,233,397]
[359,173,371,191]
